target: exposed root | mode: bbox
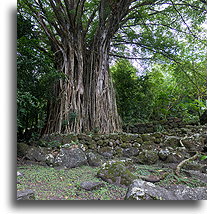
[175,152,199,176]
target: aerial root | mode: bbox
[175,152,199,176]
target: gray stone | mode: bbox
[164,136,181,148]
[25,146,47,162]
[125,179,178,200]
[158,148,170,161]
[17,189,35,200]
[79,181,105,191]
[125,179,207,200]
[159,147,189,163]
[98,147,114,158]
[17,171,24,177]
[165,185,207,200]
[123,147,139,158]
[54,148,88,168]
[86,152,103,167]
[45,153,55,166]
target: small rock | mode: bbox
[17,189,35,200]
[123,147,139,158]
[158,148,170,161]
[109,142,113,147]
[79,181,105,191]
[17,171,24,177]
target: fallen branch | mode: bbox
[175,152,199,176]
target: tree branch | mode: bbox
[109,53,152,60]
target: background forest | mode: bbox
[17,0,207,141]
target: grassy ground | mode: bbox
[17,165,126,200]
[17,163,206,200]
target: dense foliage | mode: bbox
[17,14,64,141]
[112,58,207,125]
[17,0,207,139]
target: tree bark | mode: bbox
[21,0,133,134]
[43,31,121,134]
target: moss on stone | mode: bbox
[17,143,30,157]
[137,150,159,165]
[97,161,136,187]
[120,143,128,148]
[141,134,155,142]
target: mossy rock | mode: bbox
[135,138,143,144]
[108,134,120,140]
[62,135,78,144]
[136,150,159,165]
[120,143,129,148]
[132,142,142,148]
[181,138,196,150]
[78,134,93,143]
[98,146,114,158]
[87,142,97,150]
[164,136,181,148]
[96,140,104,146]
[17,143,30,157]
[151,132,163,138]
[86,152,104,167]
[120,134,133,143]
[123,147,139,158]
[97,160,136,187]
[141,141,156,150]
[141,134,155,142]
[114,147,123,157]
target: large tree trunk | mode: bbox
[43,33,121,134]
[84,31,121,133]
[24,0,132,134]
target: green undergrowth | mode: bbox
[17,164,206,200]
[17,165,126,200]
[133,165,207,188]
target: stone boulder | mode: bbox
[164,136,181,148]
[17,189,35,200]
[97,160,136,187]
[125,179,207,200]
[159,147,189,163]
[17,143,30,158]
[135,150,159,165]
[86,152,104,167]
[25,146,48,162]
[79,181,105,191]
[98,146,114,158]
[123,147,139,158]
[54,148,88,168]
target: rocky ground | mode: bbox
[17,124,207,200]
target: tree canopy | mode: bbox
[18,0,207,61]
[17,0,207,138]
